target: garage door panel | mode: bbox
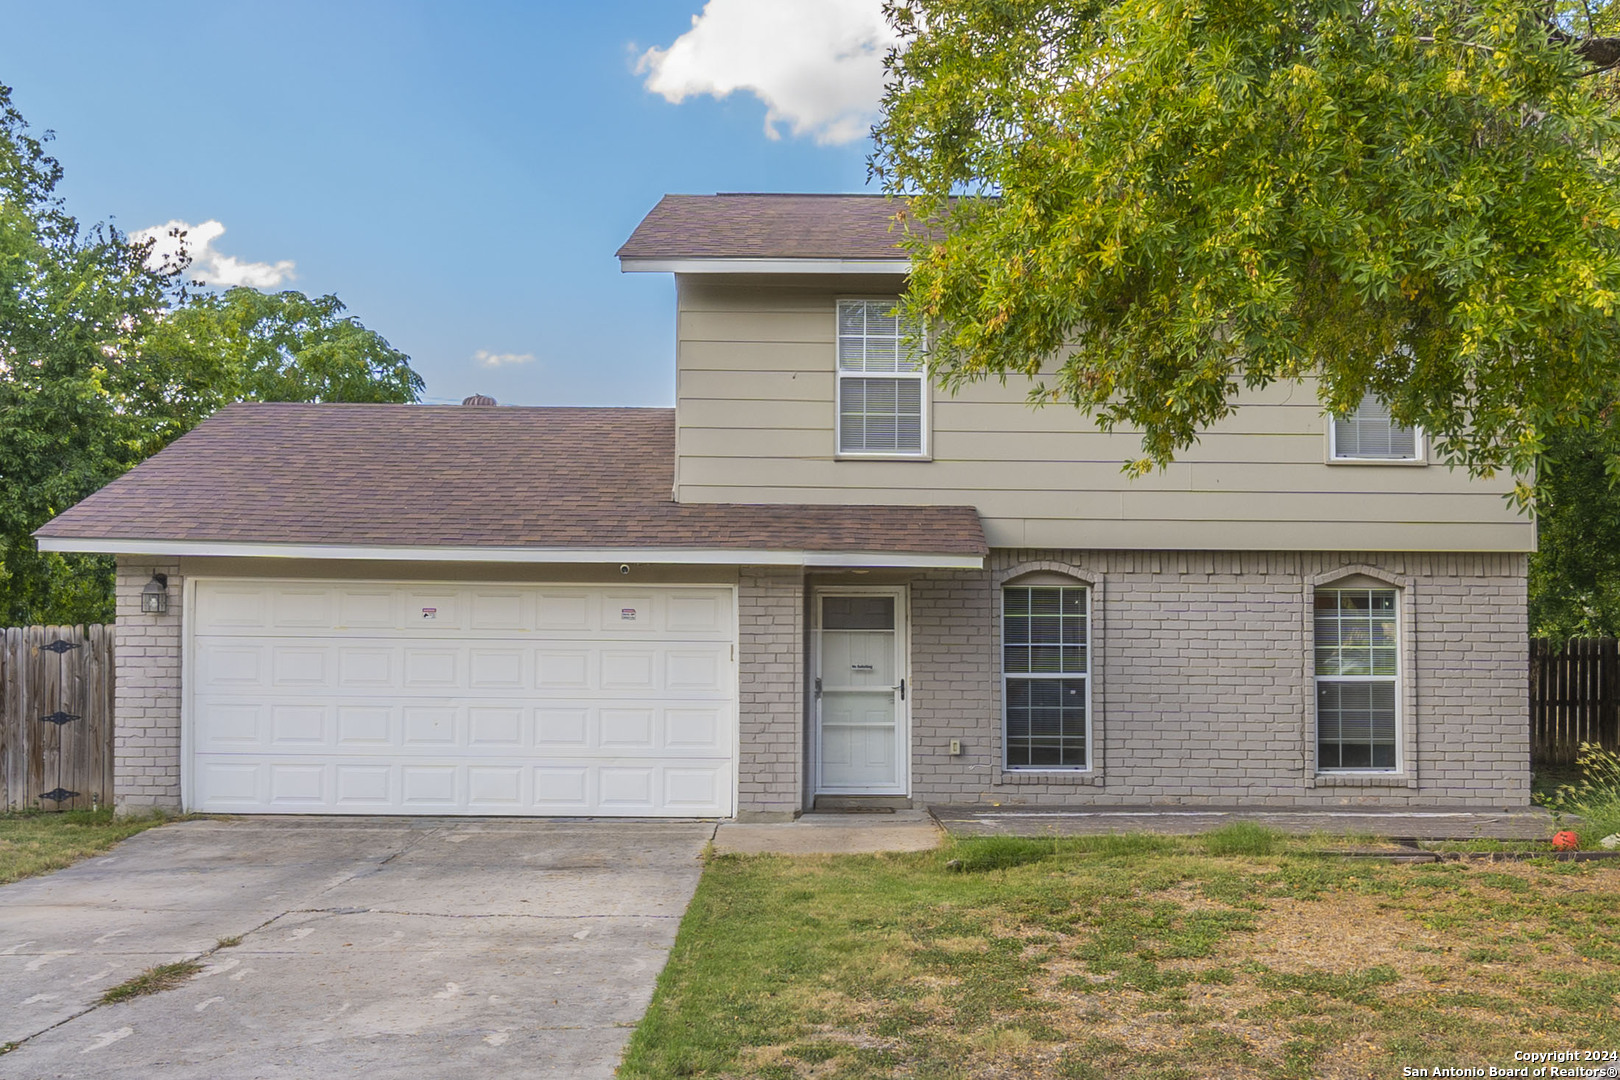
[338,648,394,686]
[469,706,523,746]
[404,591,461,630]
[535,592,591,630]
[189,581,736,816]
[469,766,523,807]
[337,706,391,746]
[665,767,728,811]
[273,588,333,628]
[339,589,396,628]
[199,639,732,697]
[198,585,735,639]
[196,761,263,807]
[403,706,457,745]
[402,648,458,688]
[469,649,525,688]
[534,765,590,809]
[336,765,391,806]
[601,649,656,690]
[469,590,527,629]
[196,644,263,688]
[667,592,728,633]
[270,765,325,806]
[273,648,327,687]
[271,705,326,745]
[193,758,732,816]
[195,586,268,631]
[402,765,458,806]
[666,649,728,692]
[666,706,727,751]
[195,698,733,756]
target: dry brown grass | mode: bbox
[622,837,1620,1080]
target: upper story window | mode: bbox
[1330,393,1422,462]
[836,299,926,456]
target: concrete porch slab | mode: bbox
[712,811,943,855]
[930,805,1560,841]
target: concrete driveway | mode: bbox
[0,817,714,1079]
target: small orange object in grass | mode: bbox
[1551,830,1580,851]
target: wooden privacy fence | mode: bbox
[1531,637,1620,767]
[0,625,114,811]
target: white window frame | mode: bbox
[835,297,930,459]
[1326,394,1426,464]
[1313,586,1402,774]
[1001,584,1093,772]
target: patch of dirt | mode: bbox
[1002,863,1620,1079]
[747,864,1620,1080]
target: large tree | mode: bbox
[873,0,1620,500]
[0,82,183,626]
[0,83,422,626]
[1528,426,1620,638]
[136,285,424,447]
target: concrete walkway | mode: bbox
[931,804,1560,841]
[712,811,943,855]
[0,817,712,1080]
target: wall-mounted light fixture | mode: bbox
[141,573,169,615]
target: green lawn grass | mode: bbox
[98,960,204,1004]
[620,830,1620,1080]
[0,808,169,886]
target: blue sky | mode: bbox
[0,1,890,405]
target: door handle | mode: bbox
[814,677,822,700]
[894,678,906,701]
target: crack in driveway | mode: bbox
[0,819,712,1078]
[1,829,429,1055]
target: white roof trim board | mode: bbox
[620,257,911,275]
[35,536,982,569]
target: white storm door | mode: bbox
[814,588,908,795]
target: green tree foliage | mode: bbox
[0,83,422,626]
[874,0,1620,499]
[136,286,423,445]
[1530,426,1620,638]
[0,83,180,627]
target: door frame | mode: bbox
[810,584,911,797]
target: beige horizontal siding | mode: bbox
[673,277,1533,553]
[678,455,1508,496]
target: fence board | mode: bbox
[1531,637,1620,767]
[0,625,115,811]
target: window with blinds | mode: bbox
[1002,585,1090,769]
[837,299,926,455]
[1331,394,1420,460]
[1315,587,1400,771]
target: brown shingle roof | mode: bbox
[35,403,986,557]
[616,194,910,261]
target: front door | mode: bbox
[814,588,908,795]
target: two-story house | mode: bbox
[35,194,1532,820]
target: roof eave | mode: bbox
[33,535,984,569]
[618,256,911,275]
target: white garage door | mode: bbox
[187,580,736,816]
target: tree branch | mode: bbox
[1552,29,1620,71]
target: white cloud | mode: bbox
[130,219,297,289]
[473,350,536,368]
[638,0,900,145]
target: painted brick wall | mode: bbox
[113,557,184,814]
[737,567,805,819]
[909,550,1529,808]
